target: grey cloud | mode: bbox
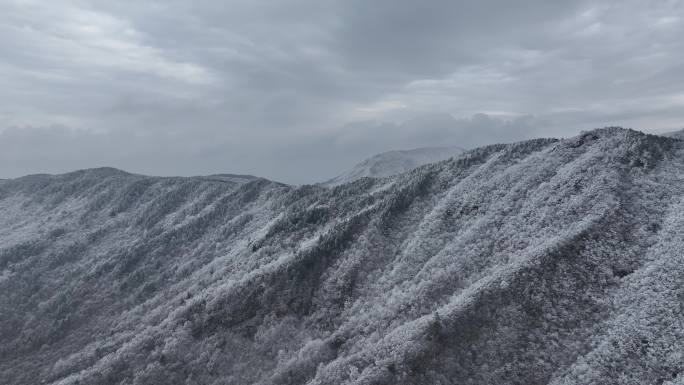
[0,113,549,183]
[332,0,586,77]
[1,0,683,183]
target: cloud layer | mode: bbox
[1,0,683,182]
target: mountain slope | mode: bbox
[323,145,464,186]
[1,128,683,385]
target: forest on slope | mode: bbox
[1,128,683,385]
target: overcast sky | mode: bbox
[1,0,683,183]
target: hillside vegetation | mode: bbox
[1,128,683,385]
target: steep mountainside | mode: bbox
[323,145,464,186]
[1,128,684,385]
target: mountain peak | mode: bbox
[323,145,464,186]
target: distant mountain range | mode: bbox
[665,128,684,139]
[1,128,683,385]
[197,173,262,184]
[323,145,464,186]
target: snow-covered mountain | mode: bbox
[323,145,464,186]
[665,128,684,139]
[1,128,684,385]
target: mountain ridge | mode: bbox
[1,127,683,385]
